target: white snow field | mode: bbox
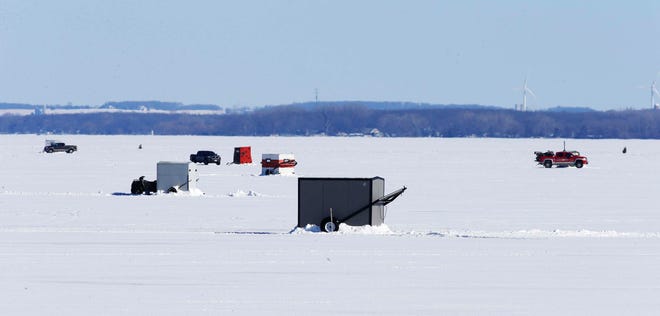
[2,135,660,315]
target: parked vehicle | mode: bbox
[190,150,221,165]
[534,149,588,168]
[131,176,157,195]
[44,140,77,153]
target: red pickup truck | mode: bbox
[534,150,588,168]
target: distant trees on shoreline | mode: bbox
[2,105,660,138]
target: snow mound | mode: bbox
[187,187,205,196]
[228,190,261,197]
[157,187,205,196]
[290,224,322,234]
[337,223,393,234]
[290,224,393,234]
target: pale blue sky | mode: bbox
[1,1,659,110]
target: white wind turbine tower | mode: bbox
[650,80,660,109]
[636,75,660,109]
[519,78,536,111]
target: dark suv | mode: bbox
[190,150,221,165]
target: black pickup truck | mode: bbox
[190,150,221,165]
[44,140,77,153]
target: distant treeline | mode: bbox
[0,101,223,111]
[2,105,660,138]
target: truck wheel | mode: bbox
[544,160,552,168]
[216,161,220,165]
[204,160,209,165]
[46,148,54,153]
[66,149,74,153]
[575,160,583,168]
[321,217,339,233]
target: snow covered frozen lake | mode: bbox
[2,135,660,314]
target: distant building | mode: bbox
[369,128,384,137]
[261,153,297,175]
[33,106,46,115]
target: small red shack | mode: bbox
[233,146,252,164]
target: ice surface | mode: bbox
[1,135,660,315]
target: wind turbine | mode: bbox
[651,80,660,109]
[639,76,660,109]
[519,78,536,111]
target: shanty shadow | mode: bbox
[215,231,280,235]
[112,192,133,196]
[112,192,157,196]
[426,232,527,239]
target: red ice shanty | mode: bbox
[233,146,252,164]
[261,153,297,175]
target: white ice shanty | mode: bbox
[156,161,199,192]
[261,153,297,175]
